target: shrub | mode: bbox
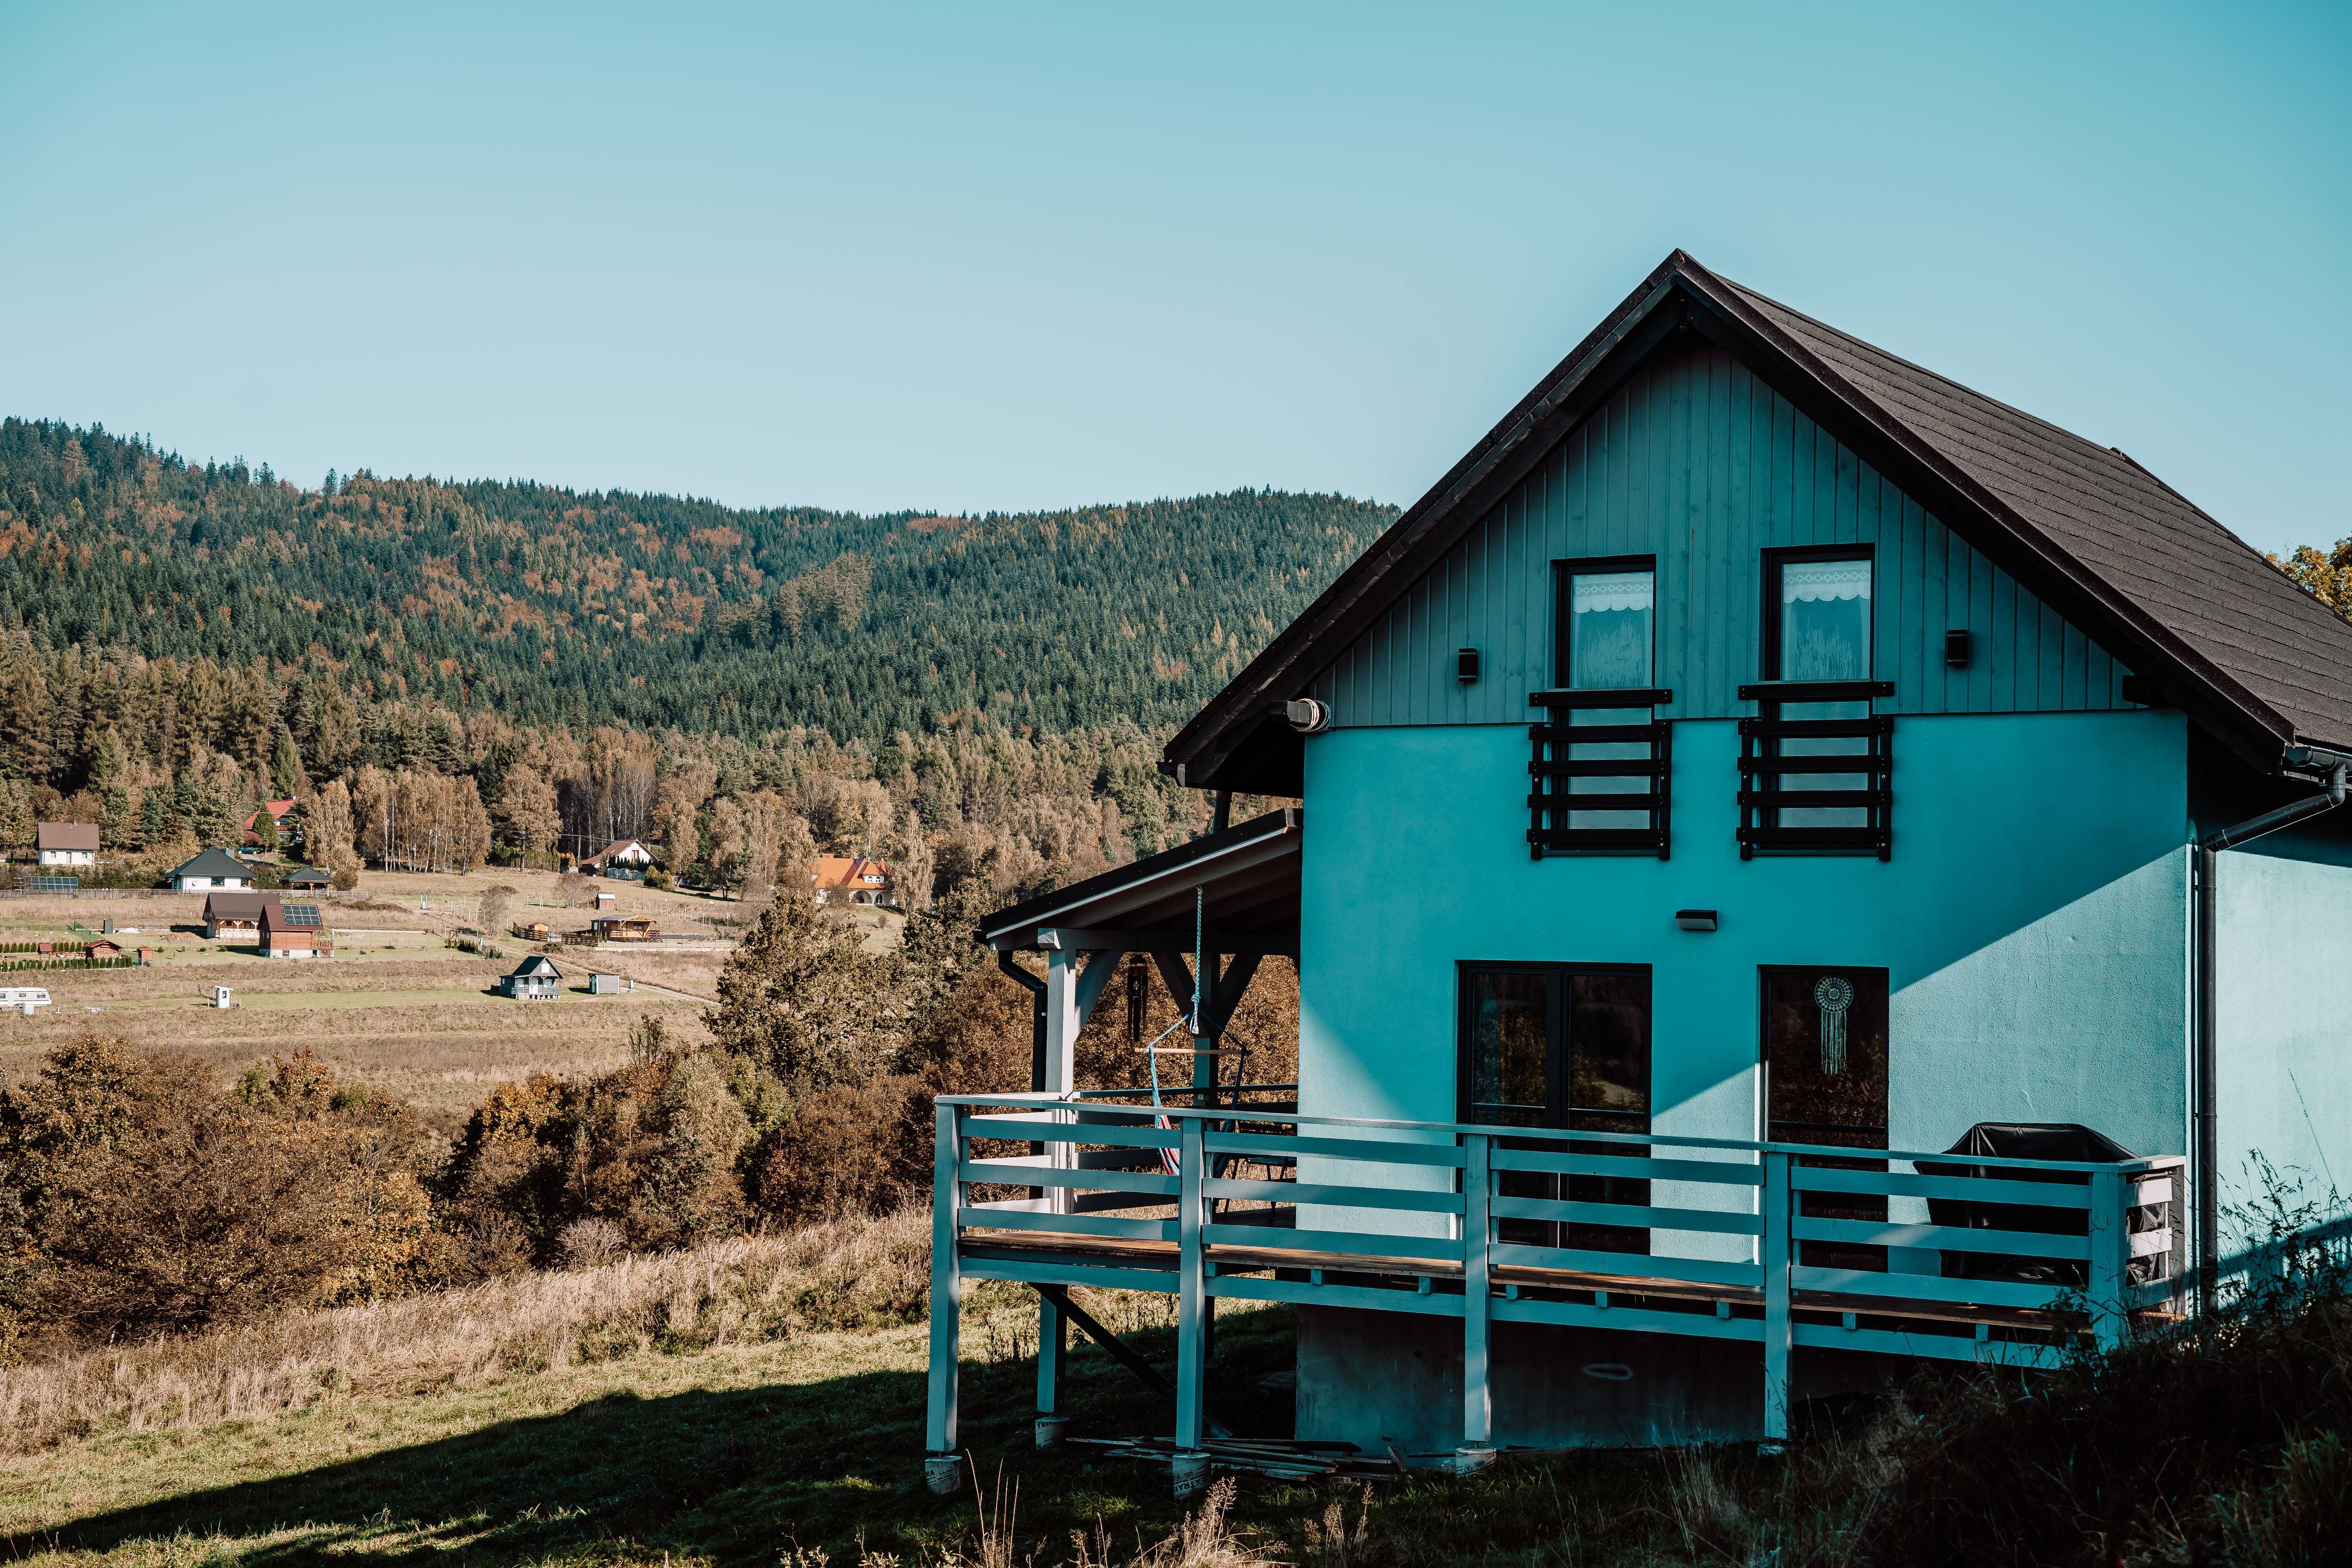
[2,1037,434,1343]
[751,1074,931,1224]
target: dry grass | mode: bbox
[0,1210,933,1455]
[0,890,717,1129]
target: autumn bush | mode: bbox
[0,1035,435,1352]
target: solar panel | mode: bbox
[280,903,322,927]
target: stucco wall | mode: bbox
[2213,839,2352,1259]
[1298,707,2193,1162]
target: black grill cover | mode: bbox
[1917,1122,2140,1285]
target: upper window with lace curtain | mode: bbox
[1777,556,1873,685]
[1529,558,1671,859]
[1737,549,1893,859]
[1569,569,1656,689]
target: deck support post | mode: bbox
[1461,1132,1493,1458]
[1761,1150,1792,1449]
[2087,1167,2128,1351]
[1037,1289,1064,1412]
[1174,1117,1209,1468]
[925,1102,962,1483]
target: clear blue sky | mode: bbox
[2,1,2344,552]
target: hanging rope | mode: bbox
[1190,886,1204,1036]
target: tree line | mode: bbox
[0,417,1388,745]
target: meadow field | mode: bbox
[0,867,893,1131]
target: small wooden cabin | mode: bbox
[203,891,279,940]
[590,916,657,943]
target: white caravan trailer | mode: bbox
[0,988,52,1016]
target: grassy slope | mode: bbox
[0,1303,1305,1567]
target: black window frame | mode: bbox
[1528,554,1671,860]
[1738,545,1894,860]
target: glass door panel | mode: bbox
[1461,965,1652,1256]
[1761,965,1890,1273]
[1565,970,1650,1254]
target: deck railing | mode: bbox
[924,1090,2184,1469]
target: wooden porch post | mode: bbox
[924,1102,963,1488]
[1174,1116,1210,1485]
[2087,1167,2128,1351]
[1761,1150,1793,1448]
[1034,1290,1067,1447]
[1460,1132,1495,1468]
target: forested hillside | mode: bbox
[0,419,1388,741]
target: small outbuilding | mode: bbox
[171,848,254,892]
[82,939,122,960]
[588,971,626,995]
[281,866,333,891]
[499,954,564,1000]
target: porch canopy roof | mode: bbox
[980,808,1300,956]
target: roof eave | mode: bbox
[1169,251,2308,781]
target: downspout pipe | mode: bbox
[997,949,1052,1190]
[997,949,1050,1094]
[2193,754,2350,1310]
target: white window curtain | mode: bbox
[1781,556,1871,604]
[1572,571,1655,614]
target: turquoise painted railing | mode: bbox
[922,1092,2184,1470]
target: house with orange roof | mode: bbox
[811,855,893,907]
[242,800,297,846]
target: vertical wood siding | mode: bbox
[1310,345,2133,725]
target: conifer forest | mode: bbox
[0,416,1381,887]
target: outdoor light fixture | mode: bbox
[1674,909,1718,932]
[1457,647,1481,684]
[1945,629,1972,668]
[1282,697,1332,734]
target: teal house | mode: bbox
[930,253,2352,1480]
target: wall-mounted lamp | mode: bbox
[1674,909,1718,932]
[1282,697,1332,734]
[1945,629,1972,668]
[1457,647,1481,684]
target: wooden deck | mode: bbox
[956,1227,2171,1339]
[925,1094,2189,1468]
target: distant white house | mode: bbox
[580,839,654,879]
[499,954,563,1000]
[170,848,253,892]
[36,823,99,868]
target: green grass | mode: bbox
[0,1290,1768,1568]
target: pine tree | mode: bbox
[703,893,894,1091]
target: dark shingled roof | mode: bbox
[1721,279,2352,753]
[1166,251,2352,789]
[173,847,251,881]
